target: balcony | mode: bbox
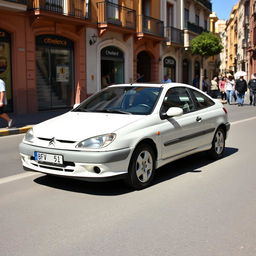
[138,15,164,38]
[27,0,90,20]
[196,0,212,12]
[185,21,206,34]
[0,0,27,11]
[97,1,136,32]
[165,26,184,46]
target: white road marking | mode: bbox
[231,116,256,125]
[0,172,38,185]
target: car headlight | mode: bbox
[76,133,116,149]
[24,128,35,143]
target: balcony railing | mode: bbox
[196,0,212,11]
[165,26,184,45]
[97,1,136,30]
[138,15,164,38]
[27,0,90,19]
[2,0,27,3]
[185,21,206,34]
[0,0,27,11]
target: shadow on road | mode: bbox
[153,147,238,186]
[34,147,238,196]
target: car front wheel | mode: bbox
[126,144,156,190]
[208,128,225,160]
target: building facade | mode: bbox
[248,0,256,77]
[0,0,90,113]
[226,3,239,74]
[1,0,215,114]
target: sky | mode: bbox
[212,0,238,20]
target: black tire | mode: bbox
[126,144,156,190]
[208,128,225,160]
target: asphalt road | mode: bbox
[0,104,256,256]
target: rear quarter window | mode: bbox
[190,89,215,109]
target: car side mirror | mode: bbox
[161,107,183,119]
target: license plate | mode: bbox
[34,152,63,165]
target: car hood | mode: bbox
[33,111,144,141]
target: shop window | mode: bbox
[36,35,74,110]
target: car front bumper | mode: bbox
[19,142,131,181]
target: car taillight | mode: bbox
[223,107,228,114]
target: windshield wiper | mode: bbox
[97,109,132,114]
[72,108,89,112]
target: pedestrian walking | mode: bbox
[248,73,256,106]
[162,74,172,83]
[235,76,247,106]
[210,76,219,98]
[192,74,199,88]
[225,76,235,104]
[202,76,210,93]
[0,78,14,128]
[219,77,227,102]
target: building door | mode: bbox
[36,35,74,110]
[182,59,189,84]
[194,60,200,77]
[137,51,151,82]
[0,29,12,112]
[164,57,176,82]
[101,46,124,89]
[107,0,119,22]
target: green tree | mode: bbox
[190,32,223,90]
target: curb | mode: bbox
[0,126,32,137]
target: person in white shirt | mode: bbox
[0,78,13,128]
[225,76,235,104]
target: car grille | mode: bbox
[37,137,76,144]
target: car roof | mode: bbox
[109,82,196,89]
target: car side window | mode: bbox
[190,89,215,109]
[161,87,196,114]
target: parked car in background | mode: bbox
[19,83,230,189]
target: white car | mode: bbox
[19,83,230,189]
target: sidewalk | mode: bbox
[0,109,69,137]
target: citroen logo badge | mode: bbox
[48,137,56,147]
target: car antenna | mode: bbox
[131,74,144,85]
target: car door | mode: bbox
[159,87,207,160]
[188,88,218,146]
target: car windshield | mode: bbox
[73,86,162,115]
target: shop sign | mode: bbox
[101,46,124,59]
[36,35,73,49]
[164,57,176,67]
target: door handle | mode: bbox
[196,116,202,122]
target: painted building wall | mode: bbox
[0,10,28,113]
